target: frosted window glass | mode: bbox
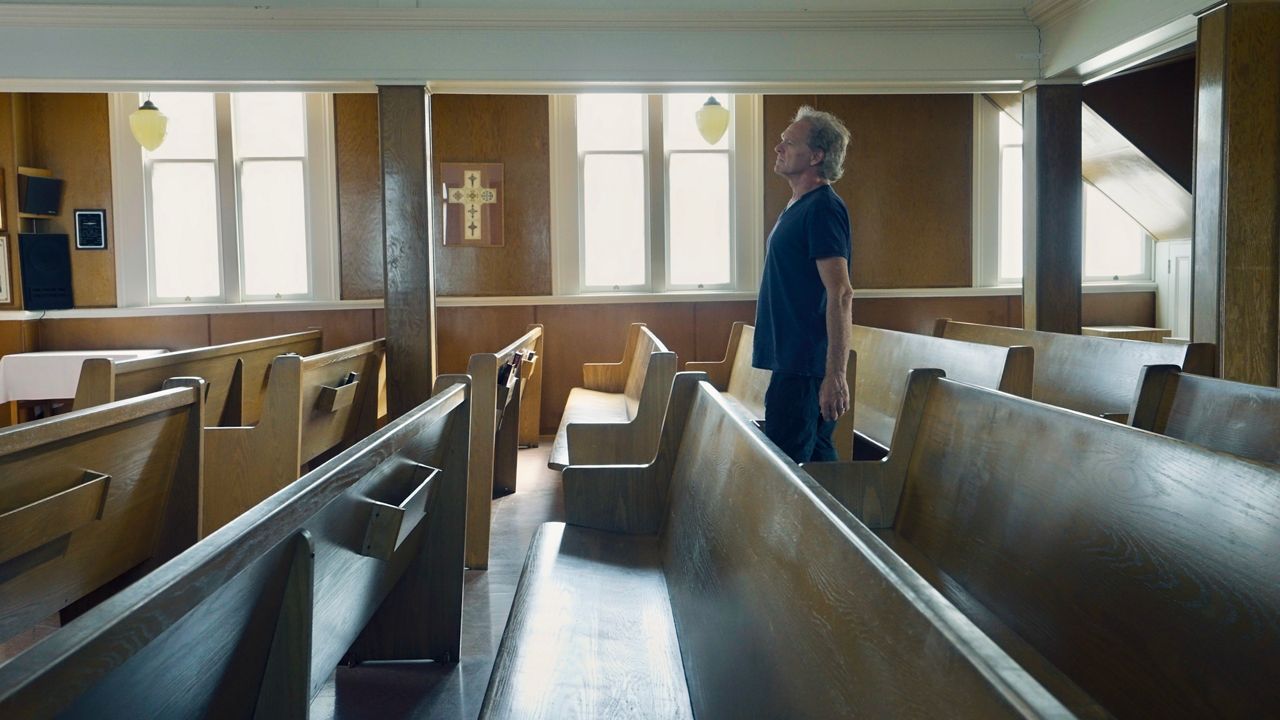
[583,154,645,287]
[147,93,217,160]
[999,146,1023,281]
[577,95,644,152]
[241,160,309,296]
[668,153,730,286]
[151,162,221,299]
[1084,183,1145,278]
[233,93,306,158]
[665,94,729,150]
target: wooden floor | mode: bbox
[310,442,565,720]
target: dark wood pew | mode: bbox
[548,322,676,470]
[0,376,470,719]
[1129,364,1280,465]
[807,370,1280,719]
[199,339,386,536]
[0,379,205,645]
[934,318,1215,421]
[464,325,543,569]
[73,329,322,426]
[480,374,1072,719]
[839,324,1032,459]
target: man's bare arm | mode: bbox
[816,256,854,421]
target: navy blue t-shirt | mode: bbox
[753,184,851,378]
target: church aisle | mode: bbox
[310,442,564,720]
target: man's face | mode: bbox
[774,120,821,178]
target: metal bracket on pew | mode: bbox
[360,462,441,561]
[316,371,360,414]
[0,470,112,566]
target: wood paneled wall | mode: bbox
[431,95,552,296]
[1,94,24,309]
[335,93,385,300]
[763,95,974,289]
[27,94,116,307]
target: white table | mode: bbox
[0,350,166,404]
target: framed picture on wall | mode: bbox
[0,234,10,304]
[75,209,108,250]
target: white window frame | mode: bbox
[1081,180,1153,283]
[550,93,763,296]
[974,95,1153,288]
[109,92,339,306]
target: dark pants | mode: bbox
[763,371,837,464]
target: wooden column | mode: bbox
[379,86,437,418]
[1021,83,1083,334]
[1193,2,1280,385]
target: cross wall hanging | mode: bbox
[441,163,504,247]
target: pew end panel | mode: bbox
[516,323,546,447]
[0,381,206,644]
[0,380,470,718]
[582,322,649,392]
[463,327,543,570]
[562,372,705,534]
[1129,364,1280,464]
[684,320,746,389]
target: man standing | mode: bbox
[753,106,854,463]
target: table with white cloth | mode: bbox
[0,349,166,423]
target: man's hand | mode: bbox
[819,371,849,422]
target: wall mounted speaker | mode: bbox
[19,233,73,310]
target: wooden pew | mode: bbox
[807,370,1280,719]
[548,322,676,471]
[480,373,1073,718]
[73,330,322,427]
[1129,364,1280,465]
[934,318,1215,421]
[684,321,771,420]
[0,379,204,645]
[0,376,470,718]
[839,324,1032,459]
[199,339,385,536]
[464,324,543,570]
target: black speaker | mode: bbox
[19,233,74,310]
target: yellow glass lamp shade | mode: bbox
[695,97,730,145]
[129,100,169,151]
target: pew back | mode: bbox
[73,330,322,427]
[934,319,1214,419]
[200,340,385,535]
[0,379,469,719]
[1129,364,1280,465]
[839,324,1032,457]
[815,373,1280,718]
[0,381,204,643]
[556,376,1071,718]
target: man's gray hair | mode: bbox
[794,106,851,182]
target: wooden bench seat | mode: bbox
[934,318,1215,421]
[1129,364,1280,465]
[808,370,1280,718]
[73,329,322,426]
[464,324,544,569]
[481,373,1073,719]
[0,376,470,718]
[838,324,1032,459]
[199,339,385,535]
[548,322,676,471]
[0,379,205,645]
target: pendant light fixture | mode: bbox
[695,96,730,145]
[129,96,169,151]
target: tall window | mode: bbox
[136,92,333,303]
[992,108,1150,284]
[552,93,761,294]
